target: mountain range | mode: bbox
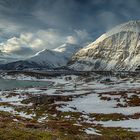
[0,20,140,71]
[0,43,82,70]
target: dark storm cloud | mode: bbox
[0,0,140,48]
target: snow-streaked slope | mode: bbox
[70,20,140,71]
[28,43,82,68]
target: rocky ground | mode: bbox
[0,72,140,140]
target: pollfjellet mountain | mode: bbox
[70,20,140,71]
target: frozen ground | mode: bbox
[0,73,140,135]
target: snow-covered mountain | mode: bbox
[70,20,140,71]
[0,43,82,70]
[28,43,82,68]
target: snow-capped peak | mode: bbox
[28,43,82,68]
[54,43,82,53]
[107,20,140,35]
[93,20,140,45]
[34,49,53,56]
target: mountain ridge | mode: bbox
[0,43,82,70]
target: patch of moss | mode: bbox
[91,113,128,121]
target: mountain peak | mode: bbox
[54,43,82,53]
[34,49,51,56]
[70,20,140,71]
[25,43,82,69]
[93,20,140,45]
[107,20,140,35]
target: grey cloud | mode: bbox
[0,0,139,56]
[0,29,88,55]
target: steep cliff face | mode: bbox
[70,20,140,71]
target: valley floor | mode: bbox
[0,72,140,140]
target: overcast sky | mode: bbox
[0,0,140,56]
